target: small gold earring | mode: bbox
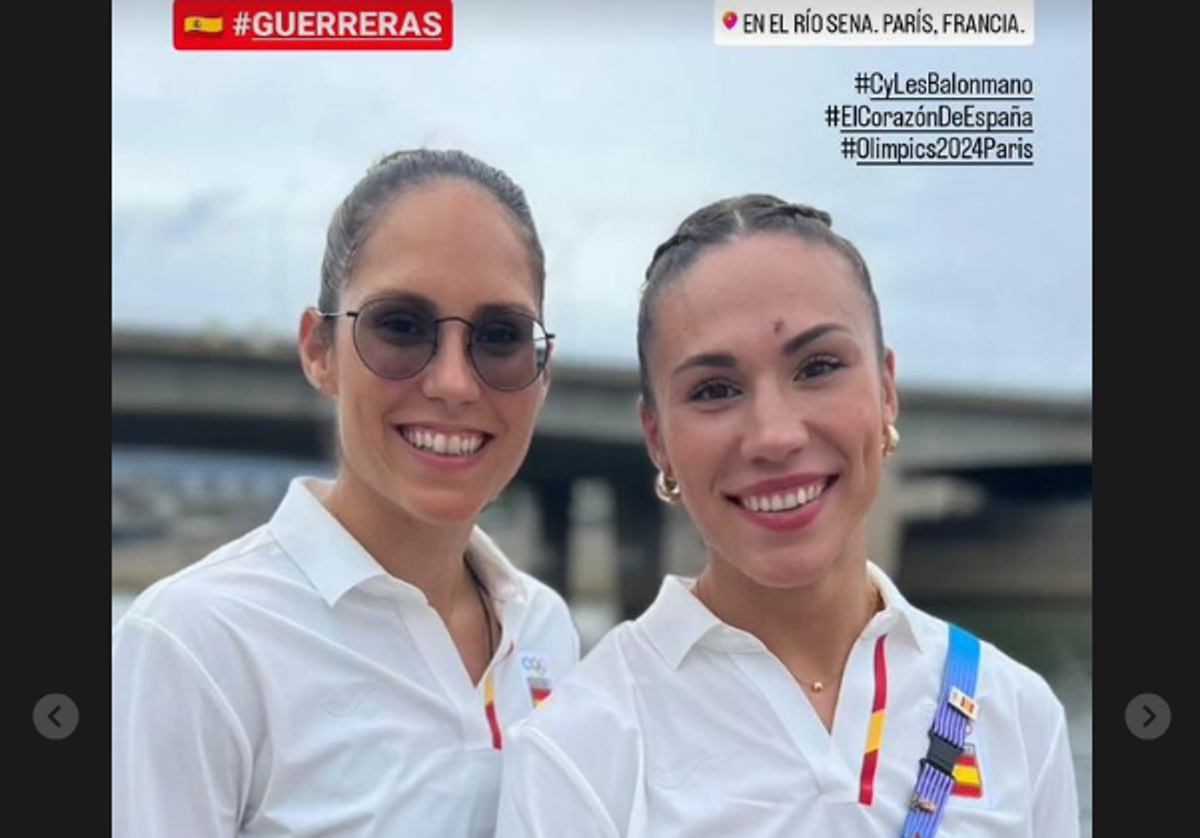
[883,423,900,459]
[655,470,681,504]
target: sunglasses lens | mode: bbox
[356,302,437,380]
[471,313,548,390]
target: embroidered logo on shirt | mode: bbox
[519,651,554,708]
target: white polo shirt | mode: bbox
[497,564,1078,838]
[113,477,579,838]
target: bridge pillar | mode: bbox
[867,466,905,577]
[530,478,572,597]
[613,473,664,621]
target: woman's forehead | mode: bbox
[655,236,869,345]
[346,184,538,308]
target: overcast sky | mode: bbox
[113,0,1091,397]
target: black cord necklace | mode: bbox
[465,557,495,661]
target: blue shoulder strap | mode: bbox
[900,624,981,838]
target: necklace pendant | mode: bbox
[811,680,825,693]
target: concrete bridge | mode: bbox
[113,330,1092,615]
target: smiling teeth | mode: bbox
[739,481,828,513]
[401,428,485,457]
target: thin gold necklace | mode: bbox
[695,575,884,694]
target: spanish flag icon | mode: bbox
[183,15,224,35]
[951,742,984,798]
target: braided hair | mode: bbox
[637,194,883,409]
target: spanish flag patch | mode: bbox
[520,651,554,709]
[951,742,984,798]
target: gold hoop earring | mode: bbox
[655,471,681,504]
[883,423,900,459]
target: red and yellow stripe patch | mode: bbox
[858,634,889,805]
[529,684,552,708]
[951,743,984,798]
[484,670,503,750]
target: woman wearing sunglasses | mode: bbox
[113,150,579,838]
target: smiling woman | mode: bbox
[496,194,1080,838]
[112,149,579,838]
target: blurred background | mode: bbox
[113,1,1091,832]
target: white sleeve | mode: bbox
[113,616,252,838]
[496,726,623,838]
[1031,706,1081,838]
